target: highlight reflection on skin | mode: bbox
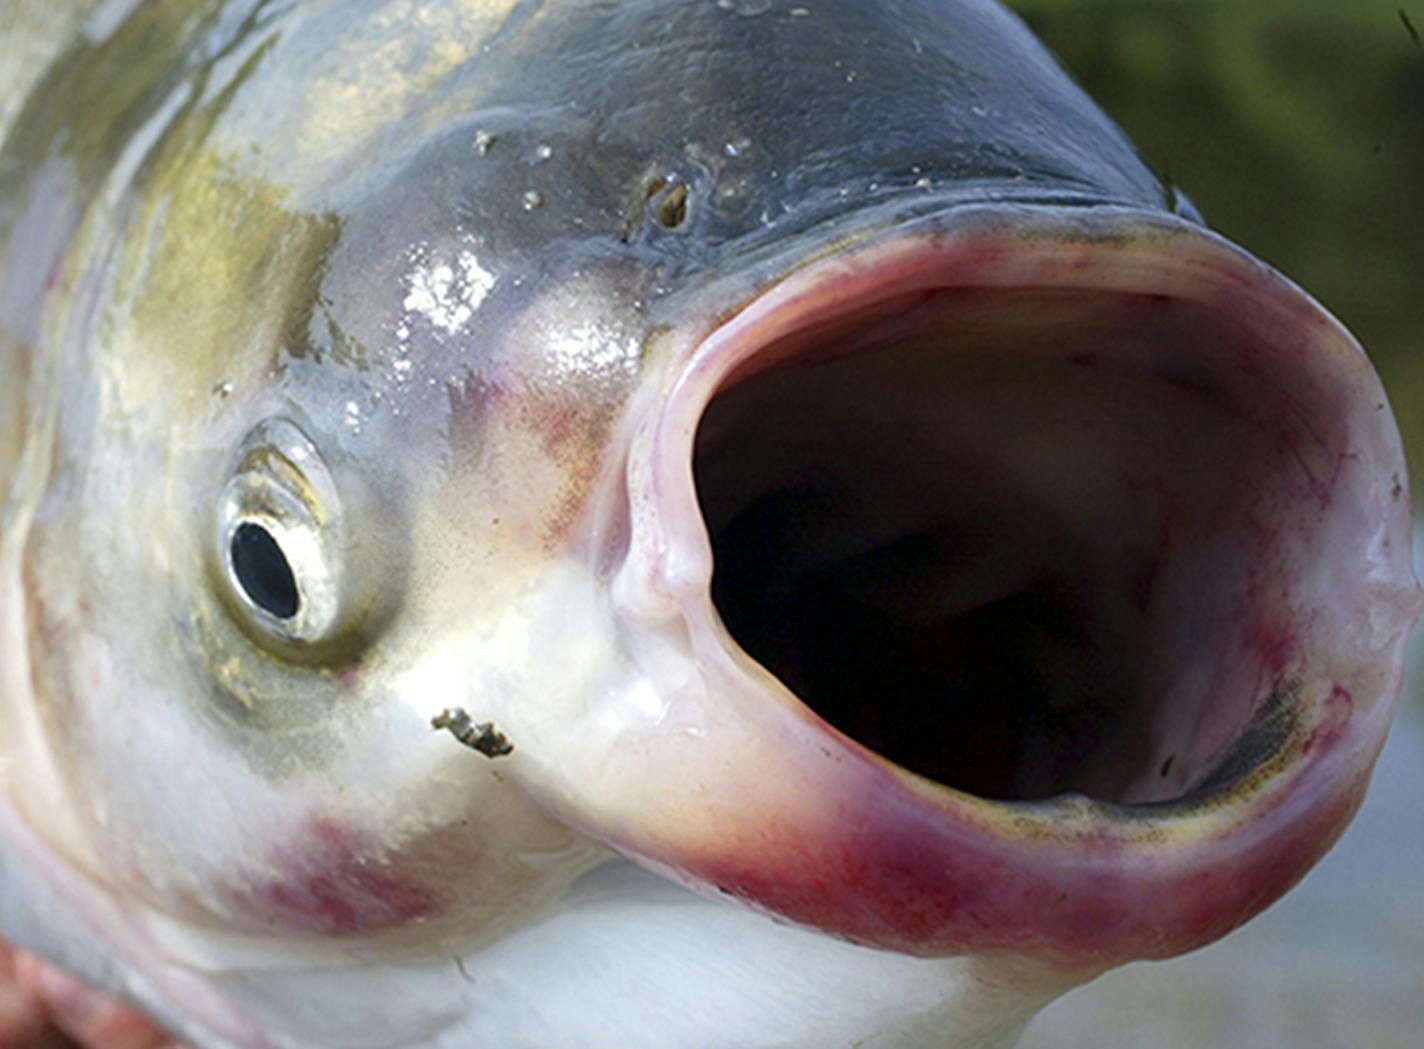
[0,942,185,1049]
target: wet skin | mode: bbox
[0,2,1416,1047]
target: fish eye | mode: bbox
[215,417,345,646]
[230,522,299,620]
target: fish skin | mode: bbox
[0,2,1417,1048]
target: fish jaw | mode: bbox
[499,202,1420,972]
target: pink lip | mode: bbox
[588,203,1421,969]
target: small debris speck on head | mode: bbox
[432,707,514,758]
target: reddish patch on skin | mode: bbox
[694,757,1361,970]
[1302,686,1354,755]
[444,373,516,456]
[528,398,582,458]
[333,659,364,692]
[1252,623,1297,677]
[254,818,440,936]
[44,258,65,295]
[679,654,1372,969]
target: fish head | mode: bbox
[1,2,1419,1048]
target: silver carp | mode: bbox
[0,1,1418,1047]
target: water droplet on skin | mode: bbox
[533,144,553,162]
[717,178,748,201]
[724,137,751,158]
[344,400,363,434]
[916,176,933,190]
[212,380,233,398]
[523,190,544,210]
[474,129,497,155]
[790,7,810,17]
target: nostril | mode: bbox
[656,183,691,230]
[624,168,699,241]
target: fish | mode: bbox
[0,1,1418,1047]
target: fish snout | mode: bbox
[524,205,1421,972]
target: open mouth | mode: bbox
[695,284,1294,806]
[603,205,1416,965]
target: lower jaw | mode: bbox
[581,203,1419,969]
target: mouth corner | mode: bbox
[604,205,1418,965]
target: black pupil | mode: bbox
[230,522,300,620]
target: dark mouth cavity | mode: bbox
[694,286,1300,805]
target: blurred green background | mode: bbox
[1012,3,1424,1047]
[1019,0,1424,512]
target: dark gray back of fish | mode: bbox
[2,0,1184,288]
[410,0,1184,270]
